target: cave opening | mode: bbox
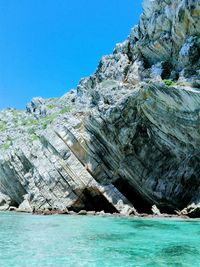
[161,62,172,80]
[114,178,178,215]
[70,188,118,213]
[158,203,177,215]
[10,200,19,208]
[113,178,152,214]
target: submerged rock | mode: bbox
[87,211,96,216]
[0,0,200,217]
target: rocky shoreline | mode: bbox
[4,206,190,220]
[35,210,190,220]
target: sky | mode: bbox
[0,0,142,110]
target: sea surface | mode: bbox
[0,212,199,267]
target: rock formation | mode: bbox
[0,0,200,217]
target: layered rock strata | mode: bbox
[0,0,200,217]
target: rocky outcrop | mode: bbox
[0,0,200,217]
[0,193,11,211]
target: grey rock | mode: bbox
[17,199,32,213]
[78,210,87,215]
[0,193,11,211]
[179,203,200,218]
[127,208,139,216]
[151,205,161,216]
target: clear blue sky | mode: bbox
[0,0,142,109]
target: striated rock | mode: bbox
[0,193,11,211]
[17,196,32,213]
[0,0,200,217]
[179,203,200,218]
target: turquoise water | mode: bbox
[0,213,200,267]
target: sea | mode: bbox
[0,212,199,266]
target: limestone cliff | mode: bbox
[0,0,200,217]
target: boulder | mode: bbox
[17,199,32,213]
[78,210,87,215]
[151,205,161,216]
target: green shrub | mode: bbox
[60,106,72,114]
[22,119,39,126]
[2,142,10,150]
[1,137,12,150]
[163,79,176,87]
[30,133,39,141]
[31,119,39,126]
[42,122,48,130]
[0,121,6,131]
[41,113,58,129]
[27,119,39,126]
[47,104,55,110]
[142,91,150,100]
[44,114,56,123]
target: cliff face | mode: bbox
[0,0,200,217]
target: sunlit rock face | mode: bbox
[0,0,200,216]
